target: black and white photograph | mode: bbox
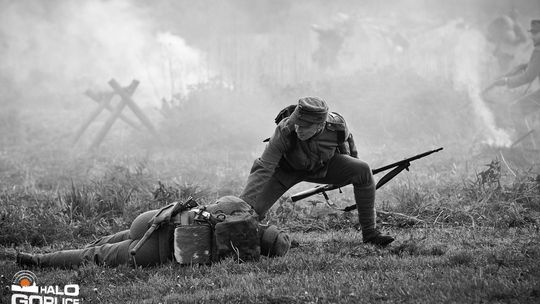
[1,0,539,303]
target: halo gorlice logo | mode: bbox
[11,270,81,304]
[12,271,38,294]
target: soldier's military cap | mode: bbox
[260,224,291,257]
[529,20,540,33]
[289,96,329,127]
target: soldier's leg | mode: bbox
[82,209,160,250]
[34,239,133,268]
[84,230,131,248]
[241,169,301,219]
[17,210,170,268]
[18,232,164,268]
[522,91,540,147]
[306,154,394,246]
[511,90,540,148]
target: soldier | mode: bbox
[16,196,291,268]
[492,19,540,146]
[311,13,352,70]
[240,97,394,247]
[486,10,528,72]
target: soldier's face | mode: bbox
[295,122,324,141]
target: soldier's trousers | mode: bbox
[245,154,376,231]
[511,89,540,145]
[33,210,172,268]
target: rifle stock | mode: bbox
[290,147,443,206]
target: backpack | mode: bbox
[172,206,260,265]
[213,214,260,262]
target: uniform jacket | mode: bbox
[507,44,540,88]
[241,112,357,207]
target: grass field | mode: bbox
[1,137,539,303]
[2,227,539,303]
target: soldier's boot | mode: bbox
[362,229,395,247]
[16,253,39,267]
[0,248,17,261]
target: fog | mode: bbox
[1,0,539,158]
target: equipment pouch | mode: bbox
[213,215,260,262]
[173,223,212,265]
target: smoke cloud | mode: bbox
[452,26,512,147]
[0,0,208,105]
[1,0,539,155]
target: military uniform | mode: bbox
[499,20,540,141]
[486,14,527,72]
[17,196,290,268]
[240,97,394,246]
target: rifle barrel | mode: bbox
[372,147,443,174]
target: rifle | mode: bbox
[482,63,528,95]
[290,147,443,212]
[130,197,197,265]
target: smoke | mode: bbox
[2,0,540,154]
[154,32,213,99]
[451,26,512,147]
[0,0,209,106]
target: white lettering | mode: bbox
[53,286,64,296]
[63,285,79,297]
[11,294,28,304]
[43,296,56,304]
[28,295,43,304]
[14,285,81,304]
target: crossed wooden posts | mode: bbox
[73,79,159,149]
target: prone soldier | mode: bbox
[16,196,291,268]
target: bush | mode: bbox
[0,191,68,246]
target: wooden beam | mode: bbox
[89,80,139,150]
[108,79,158,137]
[85,90,142,131]
[72,93,113,145]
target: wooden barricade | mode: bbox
[74,79,159,149]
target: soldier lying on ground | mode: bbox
[16,196,291,268]
[240,96,395,247]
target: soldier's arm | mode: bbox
[340,114,358,158]
[240,123,290,206]
[347,133,359,158]
[507,48,540,88]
